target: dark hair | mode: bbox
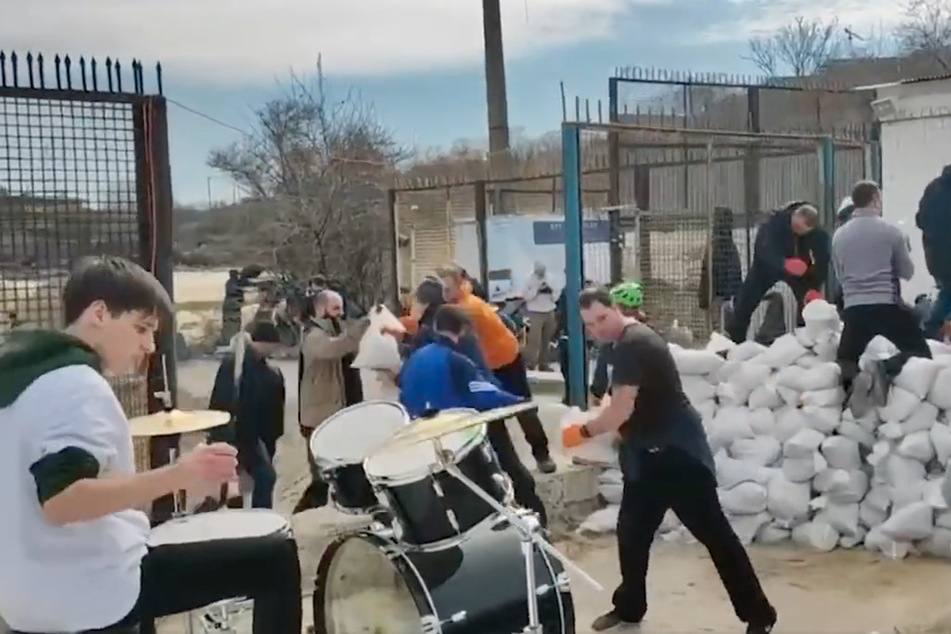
[433,305,471,335]
[851,180,881,209]
[62,256,172,326]
[249,321,281,343]
[416,278,445,306]
[578,287,613,309]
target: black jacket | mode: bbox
[753,203,830,290]
[699,213,743,307]
[916,165,951,288]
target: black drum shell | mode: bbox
[324,462,377,513]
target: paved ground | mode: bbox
[163,358,951,634]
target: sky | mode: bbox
[0,0,908,206]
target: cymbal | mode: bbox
[129,409,231,438]
[384,402,539,449]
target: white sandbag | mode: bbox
[801,406,840,434]
[774,365,807,391]
[813,469,869,504]
[579,505,619,534]
[885,453,927,490]
[696,400,718,422]
[727,340,767,362]
[929,340,951,356]
[721,361,772,405]
[777,385,800,407]
[878,421,904,440]
[930,423,951,466]
[901,401,939,435]
[794,327,816,348]
[719,481,768,515]
[748,383,784,410]
[893,357,943,399]
[748,409,777,436]
[935,509,951,530]
[918,527,951,558]
[715,452,772,489]
[756,523,791,544]
[878,500,934,541]
[860,336,900,373]
[897,430,936,463]
[797,362,841,392]
[782,452,826,482]
[815,501,861,537]
[766,475,811,521]
[838,419,876,449]
[673,349,725,375]
[359,369,400,400]
[773,407,809,443]
[791,519,839,552]
[730,512,771,546]
[928,367,951,410]
[801,299,839,335]
[730,436,781,467]
[560,407,619,467]
[707,407,754,450]
[923,477,949,510]
[713,359,742,384]
[682,376,716,407]
[784,428,826,459]
[598,469,623,505]
[879,386,921,423]
[758,334,808,369]
[796,354,824,369]
[351,328,403,373]
[813,336,839,362]
[839,525,868,548]
[706,332,736,355]
[820,436,861,470]
[800,387,844,408]
[864,528,913,559]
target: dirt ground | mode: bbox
[170,357,951,634]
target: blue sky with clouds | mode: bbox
[2,0,904,206]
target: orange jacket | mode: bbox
[455,287,519,370]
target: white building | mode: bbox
[863,75,951,301]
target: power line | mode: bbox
[166,97,251,136]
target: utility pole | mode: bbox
[482,0,510,212]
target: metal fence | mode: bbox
[0,50,176,520]
[560,119,872,407]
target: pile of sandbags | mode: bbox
[575,299,951,559]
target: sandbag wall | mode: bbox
[577,300,951,559]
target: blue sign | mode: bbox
[532,219,610,245]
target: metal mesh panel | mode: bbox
[0,97,138,331]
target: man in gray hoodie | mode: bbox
[832,180,931,416]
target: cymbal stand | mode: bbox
[431,438,602,634]
[154,355,187,519]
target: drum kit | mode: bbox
[128,387,602,634]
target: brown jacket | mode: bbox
[299,316,369,431]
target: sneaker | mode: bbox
[535,456,557,474]
[848,370,873,418]
[746,619,776,634]
[591,611,640,631]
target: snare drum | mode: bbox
[313,515,574,634]
[147,509,292,548]
[309,400,410,515]
[364,410,512,550]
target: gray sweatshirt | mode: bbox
[831,208,913,308]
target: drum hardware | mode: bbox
[417,424,601,634]
[199,598,254,634]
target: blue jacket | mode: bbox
[399,340,523,418]
[917,166,951,287]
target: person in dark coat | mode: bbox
[698,207,742,329]
[727,202,830,343]
[208,321,286,509]
[917,165,951,339]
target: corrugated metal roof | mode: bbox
[855,73,951,91]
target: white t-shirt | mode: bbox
[0,365,150,631]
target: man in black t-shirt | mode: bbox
[563,288,776,634]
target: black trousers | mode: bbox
[293,435,329,514]
[728,265,806,343]
[493,354,551,460]
[614,449,774,626]
[487,420,548,527]
[837,303,932,387]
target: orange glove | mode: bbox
[562,424,586,449]
[784,258,808,277]
[804,289,823,304]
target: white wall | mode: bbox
[879,79,951,301]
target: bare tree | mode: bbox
[747,17,845,77]
[896,0,951,70]
[207,61,408,307]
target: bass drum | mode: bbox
[313,516,574,634]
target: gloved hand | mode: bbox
[804,289,823,304]
[561,424,586,449]
[784,258,808,277]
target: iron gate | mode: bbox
[0,50,177,521]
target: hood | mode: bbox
[941,165,951,182]
[0,329,100,408]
